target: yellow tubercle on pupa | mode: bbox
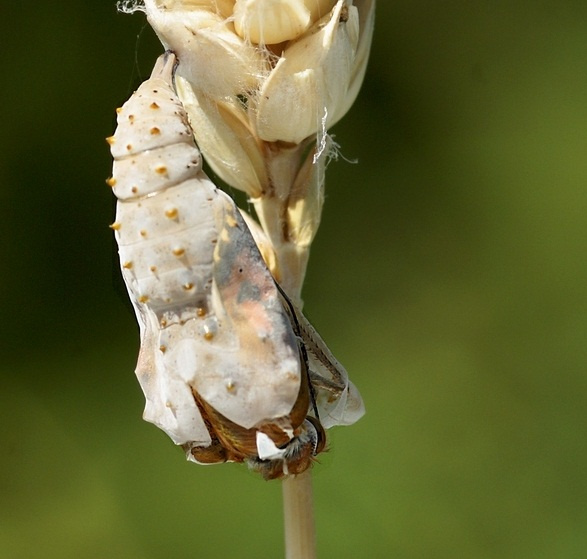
[109,222,121,231]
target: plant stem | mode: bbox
[254,136,323,559]
[282,470,316,559]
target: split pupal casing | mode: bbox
[108,52,323,478]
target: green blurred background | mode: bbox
[2,2,587,557]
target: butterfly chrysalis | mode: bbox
[107,52,363,479]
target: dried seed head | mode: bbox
[139,0,374,198]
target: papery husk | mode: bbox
[233,0,337,45]
[144,0,267,98]
[176,76,268,197]
[254,0,359,144]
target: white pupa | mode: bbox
[108,52,364,479]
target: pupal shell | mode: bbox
[109,51,365,478]
[110,53,302,442]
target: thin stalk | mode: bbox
[253,146,319,558]
[252,196,310,299]
[282,470,317,559]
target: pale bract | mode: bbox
[144,3,267,99]
[255,0,359,144]
[175,76,268,198]
[233,0,338,45]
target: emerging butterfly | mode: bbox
[107,52,364,479]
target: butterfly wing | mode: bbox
[193,191,302,430]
